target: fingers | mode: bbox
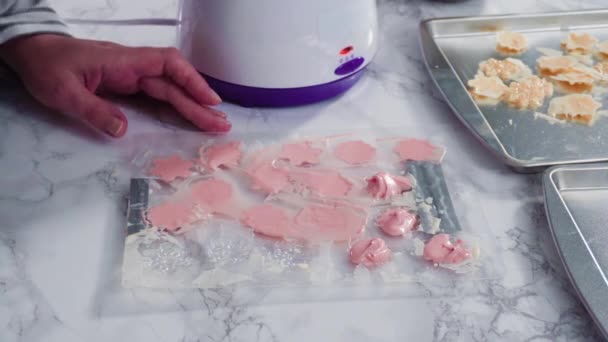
[163,48,222,106]
[139,76,231,132]
[49,75,128,138]
[131,47,222,106]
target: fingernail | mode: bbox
[217,120,232,132]
[210,89,222,104]
[212,109,227,118]
[106,117,124,137]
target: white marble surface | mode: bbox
[2,0,608,341]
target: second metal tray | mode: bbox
[544,163,608,339]
[420,9,608,173]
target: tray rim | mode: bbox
[419,8,608,173]
[543,163,608,339]
[421,8,608,32]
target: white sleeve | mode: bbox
[0,0,70,45]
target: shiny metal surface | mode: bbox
[420,9,608,172]
[544,163,608,339]
[407,161,461,234]
[126,178,149,236]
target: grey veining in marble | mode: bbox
[1,0,608,341]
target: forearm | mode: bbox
[0,0,70,46]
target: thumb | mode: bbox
[52,77,128,138]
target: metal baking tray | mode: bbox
[544,163,608,338]
[420,9,608,173]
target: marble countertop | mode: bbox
[2,0,607,341]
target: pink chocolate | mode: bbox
[349,238,392,268]
[423,233,471,264]
[334,140,376,165]
[241,204,291,238]
[247,161,290,194]
[279,142,323,166]
[292,204,366,241]
[289,169,353,197]
[394,139,444,162]
[376,207,418,236]
[149,155,194,182]
[242,203,366,242]
[200,141,242,170]
[147,197,202,232]
[366,172,412,200]
[189,178,233,213]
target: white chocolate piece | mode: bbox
[561,32,598,55]
[548,94,601,125]
[478,58,532,81]
[496,31,528,55]
[504,76,553,110]
[536,56,577,77]
[467,74,508,105]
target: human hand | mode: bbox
[0,34,231,137]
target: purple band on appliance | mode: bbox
[334,57,365,76]
[202,67,367,107]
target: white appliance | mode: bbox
[178,0,378,107]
